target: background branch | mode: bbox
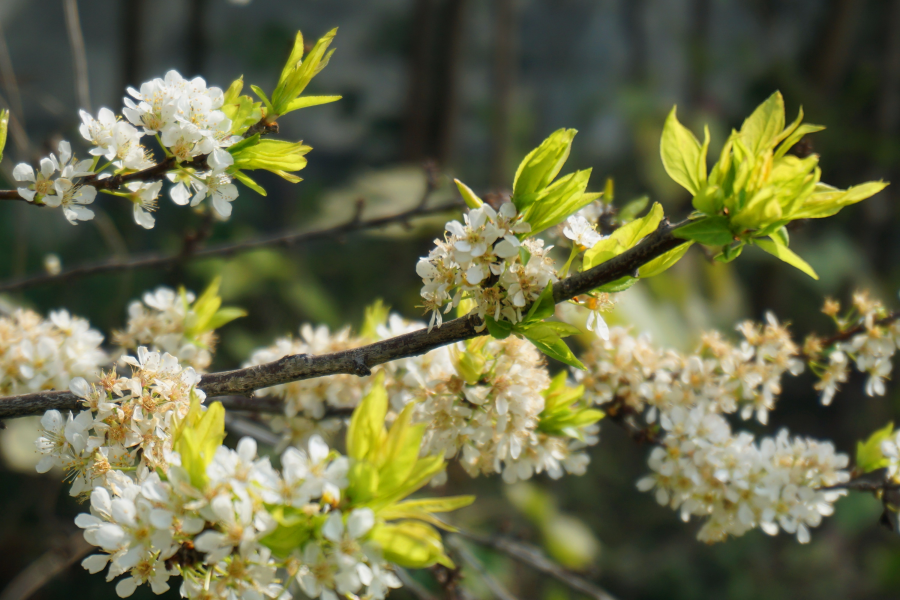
[62,0,91,113]
[446,535,519,600]
[454,530,618,600]
[0,199,460,293]
[0,531,91,600]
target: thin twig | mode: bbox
[455,530,618,600]
[446,535,519,600]
[0,28,30,158]
[395,568,441,600]
[62,0,91,112]
[0,531,92,600]
[801,310,900,360]
[224,413,280,446]
[0,220,687,419]
[0,199,460,293]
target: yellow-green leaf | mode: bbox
[283,95,342,113]
[583,202,663,269]
[754,237,818,280]
[360,299,390,339]
[370,521,453,569]
[857,422,895,474]
[454,178,483,209]
[660,106,703,195]
[0,109,7,165]
[638,242,693,278]
[378,403,426,491]
[512,128,577,207]
[346,372,388,461]
[791,181,888,220]
[739,91,785,155]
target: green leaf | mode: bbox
[227,134,261,155]
[512,128,577,209]
[739,91,785,155]
[857,422,895,474]
[583,202,663,269]
[347,461,380,505]
[250,85,274,114]
[618,195,649,222]
[0,109,9,164]
[484,316,513,340]
[520,326,585,370]
[770,226,789,247]
[282,95,342,113]
[231,139,311,181]
[454,178,483,209]
[233,170,267,196]
[378,404,425,492]
[203,307,247,332]
[376,455,446,508]
[276,31,306,91]
[259,506,321,557]
[612,201,664,248]
[594,275,638,293]
[370,521,453,569]
[184,278,224,336]
[524,283,556,322]
[774,122,825,159]
[175,401,225,490]
[638,242,693,278]
[361,299,390,339]
[660,106,704,194]
[455,343,486,385]
[271,28,338,116]
[790,181,888,220]
[521,169,600,237]
[346,373,388,461]
[385,496,476,514]
[715,242,744,263]
[530,320,582,338]
[673,216,734,246]
[220,80,264,135]
[754,237,818,280]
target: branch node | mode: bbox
[352,356,372,377]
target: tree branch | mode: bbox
[63,0,91,113]
[453,530,618,600]
[0,108,270,203]
[446,535,520,600]
[0,200,461,293]
[0,220,687,419]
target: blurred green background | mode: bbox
[1,0,900,598]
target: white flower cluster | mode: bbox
[576,320,851,543]
[12,140,97,224]
[417,203,563,331]
[811,292,900,403]
[0,307,106,395]
[74,432,399,599]
[113,287,215,372]
[379,316,593,484]
[35,347,202,496]
[246,315,598,483]
[86,70,240,220]
[636,413,848,543]
[35,346,402,599]
[577,315,804,425]
[14,70,241,228]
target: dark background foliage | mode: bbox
[0,1,899,598]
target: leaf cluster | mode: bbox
[664,92,887,278]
